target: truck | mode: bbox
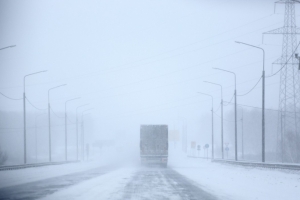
[140,125,168,167]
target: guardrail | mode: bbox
[0,161,79,171]
[212,159,300,171]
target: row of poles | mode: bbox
[1,46,93,164]
[23,72,93,164]
[198,41,265,162]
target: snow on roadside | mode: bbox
[0,161,105,189]
[170,157,300,200]
[38,168,136,200]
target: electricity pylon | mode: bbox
[264,0,300,163]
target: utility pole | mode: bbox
[264,0,300,163]
[48,84,66,162]
[35,113,46,163]
[76,104,89,161]
[81,108,93,161]
[213,68,238,161]
[198,92,214,159]
[35,114,37,163]
[234,87,237,161]
[81,121,84,161]
[212,106,214,160]
[23,70,47,164]
[241,107,244,160]
[204,81,224,159]
[65,97,80,161]
[235,41,265,162]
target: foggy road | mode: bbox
[0,165,218,200]
[2,0,300,200]
[122,167,218,200]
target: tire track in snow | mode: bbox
[121,167,218,200]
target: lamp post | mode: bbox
[35,113,47,163]
[181,117,187,154]
[198,92,214,159]
[23,70,47,164]
[213,68,238,161]
[65,97,80,161]
[236,41,265,162]
[76,104,89,161]
[241,107,244,160]
[48,84,66,162]
[0,45,16,51]
[204,81,224,159]
[81,108,93,161]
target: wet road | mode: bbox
[0,166,218,200]
[122,167,218,200]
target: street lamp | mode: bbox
[35,113,47,163]
[198,92,214,160]
[23,70,47,164]
[236,41,265,162]
[65,97,80,161]
[240,106,244,160]
[0,45,16,51]
[81,108,93,161]
[48,84,66,162]
[204,81,224,159]
[76,104,89,160]
[213,67,238,161]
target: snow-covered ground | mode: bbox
[39,167,135,200]
[169,156,300,200]
[0,161,106,189]
[1,154,300,200]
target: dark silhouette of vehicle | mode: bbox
[140,125,168,167]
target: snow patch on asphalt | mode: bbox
[38,168,136,200]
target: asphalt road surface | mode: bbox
[122,167,218,200]
[0,166,218,200]
[0,166,113,200]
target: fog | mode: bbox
[1,0,299,166]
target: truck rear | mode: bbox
[140,125,168,167]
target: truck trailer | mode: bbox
[140,125,168,167]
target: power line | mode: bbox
[50,107,64,118]
[215,104,221,112]
[0,18,280,91]
[104,21,282,76]
[14,54,279,108]
[224,94,235,106]
[26,98,47,110]
[213,111,234,122]
[223,101,299,114]
[129,12,274,67]
[67,117,76,124]
[266,41,300,78]
[0,92,22,100]
[237,76,262,96]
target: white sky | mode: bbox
[0,0,297,160]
